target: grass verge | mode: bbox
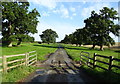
[2,66,37,82]
[1,42,58,82]
[62,44,120,83]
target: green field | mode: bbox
[2,42,57,61]
[2,42,57,82]
[63,44,120,83]
[1,42,120,82]
[2,43,119,60]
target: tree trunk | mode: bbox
[8,41,12,47]
[100,45,104,51]
[8,23,12,47]
[17,38,22,46]
[79,44,82,47]
[76,44,78,46]
[108,44,111,48]
[92,44,96,49]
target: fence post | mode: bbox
[36,51,37,62]
[3,55,7,73]
[87,53,90,66]
[27,52,29,65]
[93,53,97,69]
[87,58,90,66]
[80,51,82,65]
[25,53,28,66]
[108,56,113,71]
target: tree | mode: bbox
[21,35,34,42]
[61,28,90,46]
[72,28,91,46]
[40,29,58,44]
[69,33,77,45]
[2,1,40,47]
[84,7,119,50]
[61,34,70,44]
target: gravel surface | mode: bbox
[20,48,98,84]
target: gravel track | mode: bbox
[20,48,97,84]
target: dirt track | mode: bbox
[19,48,98,83]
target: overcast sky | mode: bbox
[28,0,119,42]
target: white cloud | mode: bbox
[52,5,77,19]
[60,5,69,18]
[81,2,110,18]
[42,11,50,17]
[29,0,57,9]
[73,13,76,16]
[52,4,69,18]
[70,7,76,12]
[70,17,73,20]
[82,0,87,4]
[53,9,59,13]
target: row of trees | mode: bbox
[61,7,120,50]
[2,1,40,47]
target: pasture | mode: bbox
[1,42,120,82]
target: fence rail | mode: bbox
[0,51,37,73]
[80,51,120,72]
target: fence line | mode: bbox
[0,51,37,73]
[80,51,120,72]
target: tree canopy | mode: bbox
[40,29,58,44]
[2,1,40,46]
[61,7,120,50]
[84,7,119,50]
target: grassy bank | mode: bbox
[62,44,120,83]
[2,42,58,82]
[2,66,37,82]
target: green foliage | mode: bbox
[2,2,40,46]
[61,7,120,51]
[61,34,71,44]
[40,29,58,44]
[22,36,34,42]
[61,28,91,46]
[84,7,119,50]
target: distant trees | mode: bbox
[40,29,58,44]
[61,7,120,50]
[61,28,90,46]
[61,35,71,44]
[2,1,40,47]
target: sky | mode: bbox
[3,0,120,42]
